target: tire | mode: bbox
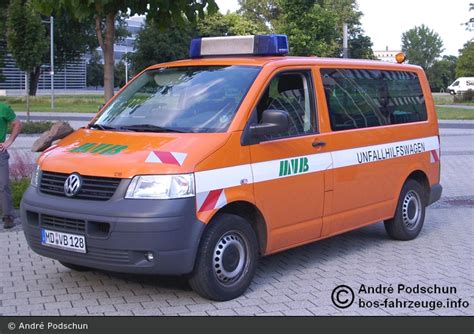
[59,261,92,272]
[189,214,259,301]
[384,179,427,241]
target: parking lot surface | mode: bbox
[1,124,472,316]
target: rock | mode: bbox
[32,121,74,152]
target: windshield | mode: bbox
[93,66,261,133]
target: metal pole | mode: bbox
[125,61,128,84]
[50,16,54,110]
[342,22,349,58]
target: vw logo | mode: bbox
[64,173,82,197]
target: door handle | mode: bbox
[312,141,326,148]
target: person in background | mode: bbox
[0,102,21,229]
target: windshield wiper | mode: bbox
[88,123,117,131]
[119,124,184,133]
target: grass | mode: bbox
[11,178,30,209]
[436,107,474,120]
[433,94,474,106]
[0,95,103,113]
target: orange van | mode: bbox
[21,35,442,301]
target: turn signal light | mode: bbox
[395,52,407,64]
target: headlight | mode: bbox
[125,174,195,199]
[31,165,41,187]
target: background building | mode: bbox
[373,46,402,63]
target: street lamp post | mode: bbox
[42,17,55,110]
[50,16,54,110]
[342,22,349,58]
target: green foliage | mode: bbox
[87,50,104,88]
[11,178,30,209]
[426,56,458,92]
[276,0,373,58]
[6,0,48,73]
[114,61,127,88]
[0,0,8,82]
[456,41,474,77]
[35,0,218,102]
[454,89,474,103]
[278,0,339,57]
[197,12,265,37]
[401,24,444,70]
[237,0,279,32]
[129,19,195,74]
[8,121,54,134]
[52,11,98,70]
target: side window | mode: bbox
[452,81,460,87]
[321,69,428,131]
[256,71,316,140]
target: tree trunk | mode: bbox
[102,13,116,103]
[29,67,41,96]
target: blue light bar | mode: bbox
[189,35,289,58]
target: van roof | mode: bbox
[147,56,423,71]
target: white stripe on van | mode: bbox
[194,136,439,194]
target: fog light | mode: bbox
[145,252,155,262]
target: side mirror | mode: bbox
[98,104,104,112]
[249,109,290,140]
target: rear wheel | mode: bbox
[189,214,258,301]
[59,261,92,272]
[384,179,427,240]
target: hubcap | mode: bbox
[213,232,247,285]
[402,190,422,230]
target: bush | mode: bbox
[8,121,53,134]
[454,89,474,103]
[12,178,30,209]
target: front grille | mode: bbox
[41,214,86,233]
[40,171,121,201]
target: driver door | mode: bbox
[248,69,331,253]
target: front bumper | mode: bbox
[20,186,205,275]
[428,183,443,205]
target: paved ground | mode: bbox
[1,123,472,316]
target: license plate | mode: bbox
[41,229,86,253]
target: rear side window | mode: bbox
[321,69,427,131]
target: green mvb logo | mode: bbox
[70,143,128,155]
[279,157,309,177]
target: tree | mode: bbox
[401,25,444,70]
[86,50,104,89]
[426,56,458,92]
[456,41,474,77]
[114,61,127,88]
[129,19,195,74]
[278,0,339,57]
[463,3,473,31]
[6,0,97,96]
[275,0,374,58]
[237,0,279,32]
[197,12,265,37]
[0,0,9,82]
[36,0,218,103]
[6,0,48,98]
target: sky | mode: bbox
[215,0,473,56]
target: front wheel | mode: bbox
[384,179,427,240]
[189,214,259,301]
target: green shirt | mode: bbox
[0,102,16,143]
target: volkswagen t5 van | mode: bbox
[21,35,442,301]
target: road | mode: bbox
[1,120,473,316]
